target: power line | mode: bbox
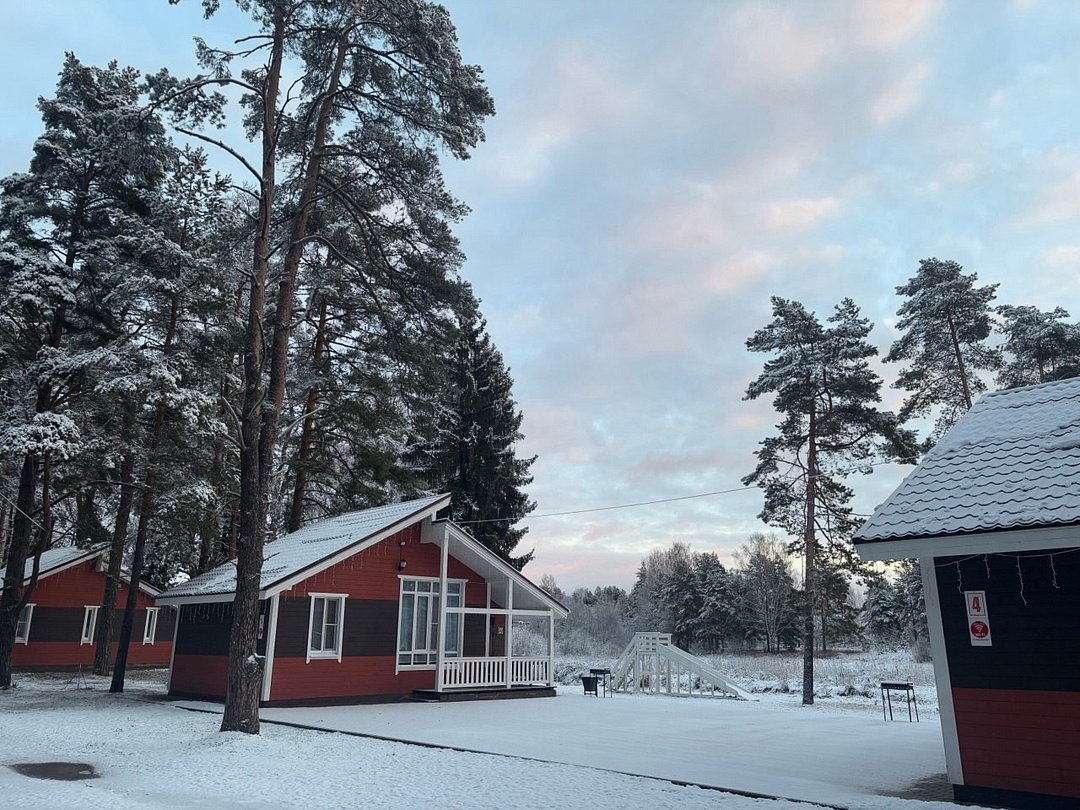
[456,456,914,525]
[458,486,759,524]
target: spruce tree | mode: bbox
[417,309,537,568]
[885,258,1001,442]
[743,297,915,703]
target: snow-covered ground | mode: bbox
[1,662,991,810]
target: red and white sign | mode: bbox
[964,590,992,646]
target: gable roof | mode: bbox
[0,544,161,596]
[1,545,104,583]
[157,494,451,603]
[855,377,1080,556]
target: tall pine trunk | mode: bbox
[222,8,285,734]
[0,456,38,688]
[802,403,817,706]
[286,295,328,534]
[110,400,167,693]
[94,399,137,675]
[224,9,356,733]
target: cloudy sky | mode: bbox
[5,1,1080,591]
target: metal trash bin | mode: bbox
[581,675,599,696]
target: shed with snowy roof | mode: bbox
[854,378,1080,810]
[1,545,173,670]
[157,494,568,706]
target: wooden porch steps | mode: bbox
[410,685,556,702]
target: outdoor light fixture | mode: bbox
[398,558,407,571]
[398,538,407,571]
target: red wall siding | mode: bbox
[269,524,489,702]
[270,657,435,702]
[954,688,1080,799]
[280,524,486,605]
[15,560,172,668]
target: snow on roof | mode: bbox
[159,494,449,601]
[855,377,1080,544]
[0,544,104,583]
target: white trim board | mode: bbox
[856,524,1080,561]
[921,556,964,786]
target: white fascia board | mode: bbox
[444,522,570,618]
[856,524,1080,561]
[18,547,106,584]
[264,497,451,599]
[155,593,234,606]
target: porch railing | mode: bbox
[440,656,551,690]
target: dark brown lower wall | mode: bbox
[954,687,1080,801]
[169,653,228,699]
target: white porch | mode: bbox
[420,519,568,692]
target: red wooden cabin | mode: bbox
[855,379,1080,810]
[3,545,174,670]
[157,494,568,706]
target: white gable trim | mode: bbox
[856,524,1080,561]
[262,495,451,599]
[435,521,569,618]
[12,547,104,585]
[3,545,162,599]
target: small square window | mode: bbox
[15,604,34,643]
[143,608,159,645]
[307,595,346,662]
[81,606,99,645]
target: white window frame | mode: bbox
[143,607,160,645]
[306,593,346,663]
[15,603,34,644]
[396,577,465,670]
[81,605,99,645]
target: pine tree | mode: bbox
[885,258,1002,441]
[416,309,537,568]
[743,297,916,704]
[996,305,1080,389]
[0,55,169,688]
[154,0,494,733]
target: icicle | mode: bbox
[984,554,990,580]
[1051,555,1061,589]
[1016,557,1027,606]
[956,563,963,593]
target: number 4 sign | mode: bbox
[965,590,992,647]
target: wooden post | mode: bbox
[547,609,555,686]
[436,531,449,693]
[484,583,491,658]
[504,580,514,689]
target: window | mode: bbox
[307,594,346,662]
[15,604,34,643]
[397,579,463,668]
[81,606,99,645]
[143,608,159,645]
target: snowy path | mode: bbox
[246,689,947,807]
